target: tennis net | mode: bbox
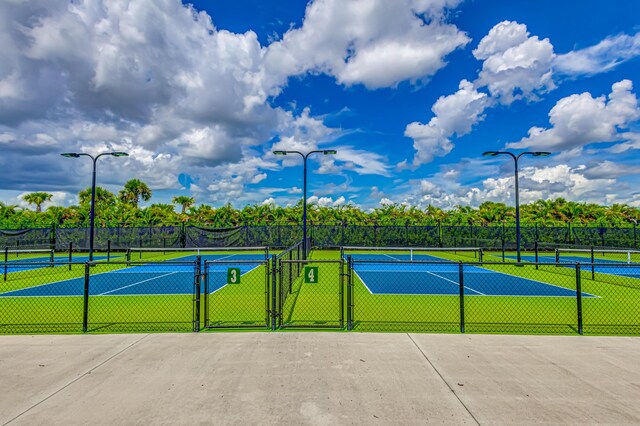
[126,246,269,262]
[3,248,55,263]
[341,246,483,262]
[556,248,640,264]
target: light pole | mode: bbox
[273,149,337,259]
[482,151,551,262]
[61,151,129,261]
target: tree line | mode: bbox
[1,179,639,229]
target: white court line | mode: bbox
[382,254,403,261]
[353,268,485,296]
[351,268,374,295]
[98,271,180,295]
[424,270,486,295]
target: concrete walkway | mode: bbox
[1,333,639,425]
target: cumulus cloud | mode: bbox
[307,195,346,207]
[405,80,490,165]
[399,162,619,209]
[555,32,640,76]
[263,0,469,90]
[507,80,640,151]
[404,21,557,166]
[473,21,555,104]
[5,0,456,203]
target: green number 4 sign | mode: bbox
[227,268,241,284]
[304,266,319,284]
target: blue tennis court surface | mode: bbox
[349,254,595,297]
[0,254,266,297]
[500,254,640,279]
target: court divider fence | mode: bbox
[1,252,639,335]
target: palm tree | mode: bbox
[172,196,195,215]
[79,187,116,206]
[118,179,152,208]
[22,192,53,213]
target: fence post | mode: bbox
[634,221,637,249]
[83,262,90,333]
[590,246,595,280]
[437,220,443,247]
[347,256,353,331]
[405,220,409,246]
[576,263,583,335]
[340,259,345,329]
[458,262,465,333]
[4,247,8,281]
[271,255,277,331]
[193,256,201,332]
[534,241,539,270]
[107,239,111,262]
[50,223,56,251]
[203,261,209,328]
[374,222,378,246]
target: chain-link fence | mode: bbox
[2,249,639,335]
[278,259,344,328]
[346,258,640,335]
[3,223,638,252]
[202,259,270,329]
[0,259,199,334]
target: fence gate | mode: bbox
[278,259,344,328]
[203,260,270,329]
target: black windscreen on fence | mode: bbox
[2,224,638,251]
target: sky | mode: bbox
[1,0,639,212]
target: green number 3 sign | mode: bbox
[227,268,241,284]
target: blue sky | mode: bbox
[1,0,639,211]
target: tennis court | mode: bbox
[349,253,595,297]
[500,254,640,280]
[0,253,266,297]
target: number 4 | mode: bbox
[304,266,318,284]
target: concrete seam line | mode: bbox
[3,334,151,425]
[406,333,481,426]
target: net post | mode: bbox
[590,246,595,280]
[3,247,8,281]
[347,256,353,331]
[458,262,465,333]
[478,248,483,263]
[193,256,201,332]
[555,248,560,264]
[576,263,583,335]
[82,262,90,333]
[49,248,55,267]
[107,239,111,262]
[271,255,278,330]
[126,248,131,265]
